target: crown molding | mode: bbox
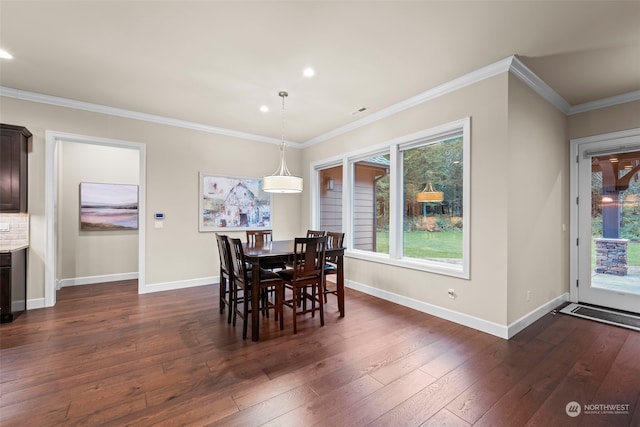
[507,56,571,114]
[0,86,286,146]
[568,90,640,115]
[3,56,639,148]
[301,56,514,148]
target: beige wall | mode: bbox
[58,141,139,282]
[0,96,303,302]
[567,100,640,140]
[506,75,569,324]
[3,72,637,334]
[302,74,511,325]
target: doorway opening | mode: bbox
[570,128,640,314]
[44,131,146,307]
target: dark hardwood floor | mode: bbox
[1,280,638,426]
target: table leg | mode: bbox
[337,254,345,317]
[251,260,261,341]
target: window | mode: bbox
[318,165,343,232]
[352,154,389,253]
[401,135,463,266]
[313,117,470,278]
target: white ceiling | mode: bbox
[1,1,639,144]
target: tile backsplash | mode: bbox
[0,213,29,247]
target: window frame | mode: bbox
[310,117,471,279]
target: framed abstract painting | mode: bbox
[79,182,139,231]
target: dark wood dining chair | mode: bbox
[228,237,284,339]
[278,236,327,334]
[306,229,326,237]
[246,229,273,247]
[246,229,285,270]
[215,233,233,323]
[323,231,345,303]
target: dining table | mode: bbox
[242,239,345,341]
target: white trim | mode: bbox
[347,278,569,339]
[44,136,58,307]
[508,56,571,114]
[569,90,640,115]
[346,250,468,279]
[569,136,580,304]
[309,157,341,231]
[346,279,508,338]
[0,86,287,147]
[4,56,638,150]
[570,127,640,312]
[27,298,45,310]
[342,117,470,279]
[310,155,348,233]
[58,272,139,288]
[506,293,570,338]
[301,57,513,147]
[569,127,640,146]
[44,131,147,306]
[140,276,217,294]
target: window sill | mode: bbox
[345,249,469,280]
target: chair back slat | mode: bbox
[306,229,326,238]
[326,232,345,263]
[228,237,248,285]
[292,236,327,279]
[246,230,273,247]
[215,233,232,274]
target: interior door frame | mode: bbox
[569,127,640,307]
[44,131,146,307]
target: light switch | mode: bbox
[154,221,164,229]
[0,223,9,232]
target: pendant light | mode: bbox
[416,182,444,203]
[262,91,303,193]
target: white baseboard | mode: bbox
[506,292,569,338]
[58,272,139,288]
[140,276,218,294]
[29,272,567,339]
[27,298,46,310]
[345,279,569,340]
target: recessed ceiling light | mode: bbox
[303,67,315,77]
[0,49,13,59]
[260,105,269,113]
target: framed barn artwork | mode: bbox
[199,173,271,232]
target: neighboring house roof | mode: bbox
[367,155,390,166]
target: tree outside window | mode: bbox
[401,136,463,264]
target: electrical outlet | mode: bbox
[0,223,9,232]
[526,291,531,302]
[448,289,455,299]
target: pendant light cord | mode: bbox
[276,91,291,176]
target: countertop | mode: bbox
[0,244,29,253]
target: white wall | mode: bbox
[58,141,139,284]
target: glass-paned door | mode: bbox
[577,138,640,313]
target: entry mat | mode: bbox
[559,303,640,332]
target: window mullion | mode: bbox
[389,144,401,258]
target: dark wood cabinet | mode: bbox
[0,124,31,212]
[0,248,27,323]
